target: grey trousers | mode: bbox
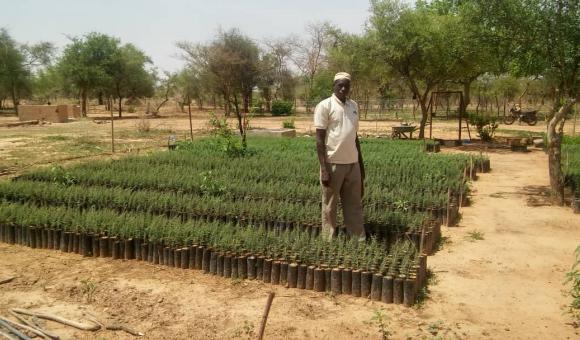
[321,163,365,241]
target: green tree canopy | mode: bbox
[108,43,155,117]
[58,32,120,116]
[0,28,53,110]
[369,0,460,137]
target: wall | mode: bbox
[17,105,79,123]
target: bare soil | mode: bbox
[0,112,579,339]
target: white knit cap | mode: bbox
[334,72,351,82]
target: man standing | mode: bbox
[314,72,365,241]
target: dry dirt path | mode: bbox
[425,148,579,339]
[0,148,578,340]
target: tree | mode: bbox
[429,1,499,116]
[263,38,296,103]
[175,67,202,111]
[327,30,392,117]
[256,52,276,112]
[108,43,154,117]
[178,29,261,148]
[476,0,579,204]
[0,29,28,110]
[218,30,260,114]
[32,65,63,104]
[0,28,53,111]
[288,22,332,110]
[308,69,335,103]
[149,71,177,115]
[369,1,458,137]
[488,76,520,116]
[58,32,120,116]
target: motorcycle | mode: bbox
[503,107,538,126]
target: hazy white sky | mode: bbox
[1,0,372,72]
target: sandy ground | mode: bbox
[1,109,566,174]
[0,113,579,339]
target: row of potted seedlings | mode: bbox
[0,226,426,307]
[0,203,427,306]
[18,163,468,221]
[17,137,488,220]
[0,179,440,252]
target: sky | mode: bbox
[1,0,373,72]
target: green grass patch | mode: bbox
[466,230,485,242]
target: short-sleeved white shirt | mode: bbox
[313,94,359,164]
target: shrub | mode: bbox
[271,100,293,116]
[469,113,498,142]
[207,112,248,157]
[136,114,150,133]
[282,118,295,129]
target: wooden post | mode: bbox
[110,98,115,153]
[573,102,577,136]
[188,95,194,141]
[446,188,451,227]
[375,111,378,136]
[458,94,463,142]
[257,292,275,340]
[428,95,434,139]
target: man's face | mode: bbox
[333,79,351,101]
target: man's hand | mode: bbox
[316,129,330,187]
[320,167,331,187]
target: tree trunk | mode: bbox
[98,92,104,106]
[263,87,271,113]
[461,81,472,116]
[418,98,429,139]
[408,78,434,139]
[364,92,369,119]
[118,96,123,118]
[547,100,576,205]
[243,91,251,114]
[188,95,194,141]
[81,88,88,117]
[415,87,431,139]
[503,98,507,116]
[154,98,168,115]
[197,96,203,110]
[110,99,115,153]
[10,82,18,113]
[232,93,246,149]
